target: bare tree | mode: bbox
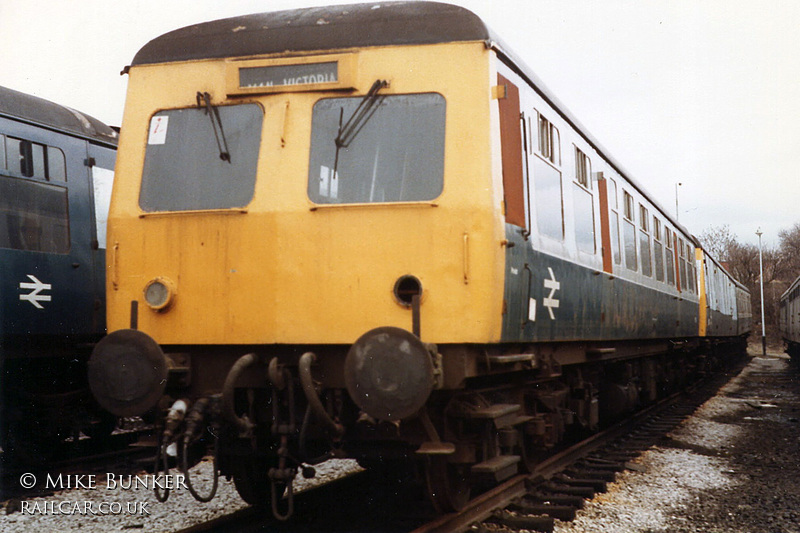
[726,241,759,286]
[778,222,800,279]
[698,224,738,262]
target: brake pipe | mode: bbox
[181,397,219,502]
[298,352,345,438]
[221,353,258,436]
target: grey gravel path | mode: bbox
[555,352,800,533]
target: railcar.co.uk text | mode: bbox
[17,473,188,516]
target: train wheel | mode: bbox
[424,456,470,513]
[231,456,271,507]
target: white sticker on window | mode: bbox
[148,116,169,145]
[319,165,338,199]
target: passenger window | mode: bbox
[0,176,69,253]
[537,112,560,166]
[7,137,39,178]
[622,191,636,271]
[653,217,665,282]
[531,156,564,240]
[623,190,634,220]
[687,244,696,293]
[639,204,651,277]
[575,148,591,189]
[47,147,66,181]
[665,228,675,285]
[31,142,46,178]
[530,110,563,241]
[6,137,22,175]
[609,178,621,264]
[4,136,65,181]
[573,148,594,253]
[0,132,71,252]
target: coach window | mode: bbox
[639,205,652,277]
[687,243,696,293]
[678,237,687,289]
[47,147,66,182]
[141,103,263,211]
[622,190,637,271]
[5,137,64,181]
[7,137,40,178]
[530,110,564,240]
[653,217,665,282]
[0,140,69,253]
[537,112,560,165]
[609,178,621,264]
[0,177,69,253]
[573,148,594,253]
[665,228,675,285]
[308,93,445,204]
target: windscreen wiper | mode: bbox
[335,79,388,149]
[333,79,388,176]
[196,91,232,163]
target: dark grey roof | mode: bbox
[131,1,493,66]
[0,86,118,146]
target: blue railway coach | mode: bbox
[0,86,118,460]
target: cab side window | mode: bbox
[0,133,70,253]
[5,136,66,181]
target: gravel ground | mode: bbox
[0,458,363,532]
[555,350,800,533]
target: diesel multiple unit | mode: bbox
[87,2,751,517]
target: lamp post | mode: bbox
[675,182,682,222]
[756,228,766,356]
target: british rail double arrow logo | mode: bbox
[19,275,52,309]
[543,267,560,319]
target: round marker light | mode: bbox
[144,277,175,311]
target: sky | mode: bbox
[1,0,797,248]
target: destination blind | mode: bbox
[239,62,338,89]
